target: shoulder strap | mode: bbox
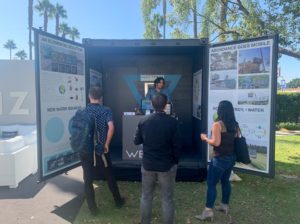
[219,121,227,132]
[236,125,243,137]
[93,116,99,144]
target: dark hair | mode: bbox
[89,86,103,100]
[152,93,167,112]
[154,77,165,88]
[217,100,237,133]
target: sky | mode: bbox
[0,0,299,82]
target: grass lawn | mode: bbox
[74,135,300,224]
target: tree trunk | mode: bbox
[44,13,48,32]
[56,15,59,35]
[219,0,228,42]
[10,49,12,60]
[163,0,166,39]
[28,0,33,60]
[193,0,197,38]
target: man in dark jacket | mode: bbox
[134,93,181,224]
[80,86,125,216]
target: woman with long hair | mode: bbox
[195,100,238,221]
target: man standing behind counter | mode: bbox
[134,93,182,224]
[145,77,171,102]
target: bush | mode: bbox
[276,122,300,130]
[276,92,300,123]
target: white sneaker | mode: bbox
[229,171,242,182]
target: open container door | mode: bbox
[34,29,88,181]
[205,35,278,177]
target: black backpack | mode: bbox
[69,108,94,153]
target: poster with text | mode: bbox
[207,38,275,174]
[90,69,103,88]
[37,33,86,179]
[193,70,202,120]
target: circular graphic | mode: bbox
[59,84,66,94]
[255,125,266,139]
[45,117,64,143]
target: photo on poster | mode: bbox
[235,138,268,172]
[40,43,84,75]
[238,47,270,74]
[238,74,269,89]
[238,90,269,105]
[210,70,237,90]
[210,51,237,71]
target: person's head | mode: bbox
[154,77,165,90]
[88,86,103,103]
[217,100,237,132]
[151,93,167,112]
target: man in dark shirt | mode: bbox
[80,86,124,216]
[134,93,181,224]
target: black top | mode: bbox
[134,112,182,172]
[213,121,236,156]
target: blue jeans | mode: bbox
[206,155,235,208]
[140,165,177,224]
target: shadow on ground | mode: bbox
[0,170,84,199]
[51,194,85,223]
[0,173,45,199]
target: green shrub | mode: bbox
[276,92,300,123]
[276,122,300,130]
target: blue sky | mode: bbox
[0,0,299,82]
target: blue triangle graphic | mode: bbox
[123,74,181,103]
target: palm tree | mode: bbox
[15,50,28,60]
[3,40,17,60]
[54,3,67,36]
[28,0,33,59]
[69,27,80,41]
[35,0,54,32]
[163,0,166,39]
[59,22,71,38]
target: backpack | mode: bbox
[69,108,94,153]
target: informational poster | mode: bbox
[35,31,86,180]
[207,38,275,174]
[89,69,103,88]
[193,70,202,120]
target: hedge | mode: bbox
[276,122,300,130]
[276,92,300,123]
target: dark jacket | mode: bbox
[134,112,182,172]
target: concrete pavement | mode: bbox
[0,167,84,224]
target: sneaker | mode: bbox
[115,197,126,208]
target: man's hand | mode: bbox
[104,144,109,154]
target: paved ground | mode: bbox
[276,130,300,136]
[0,131,299,224]
[0,167,84,224]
